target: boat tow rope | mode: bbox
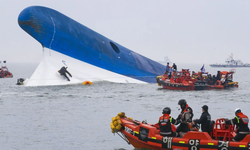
[116,132,130,145]
[49,17,56,56]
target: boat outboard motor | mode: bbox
[16,78,25,85]
[209,120,215,137]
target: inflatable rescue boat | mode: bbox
[111,112,250,150]
[156,69,238,91]
[0,66,13,78]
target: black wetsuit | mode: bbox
[59,66,72,81]
[194,111,211,133]
[172,64,177,71]
[216,72,221,81]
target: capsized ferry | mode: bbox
[111,112,250,150]
[156,69,238,90]
[18,6,165,86]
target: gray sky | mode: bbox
[1,0,250,64]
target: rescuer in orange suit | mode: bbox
[224,108,250,141]
[158,107,178,137]
[176,99,194,133]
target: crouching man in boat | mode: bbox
[224,108,250,141]
[58,66,72,81]
[193,105,211,133]
[158,107,179,137]
[176,99,194,134]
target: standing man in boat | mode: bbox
[224,108,249,141]
[158,107,178,137]
[58,66,72,81]
[216,71,221,82]
[172,63,177,71]
[168,66,173,79]
[176,99,194,134]
[165,62,170,76]
[193,105,211,133]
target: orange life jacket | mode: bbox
[180,104,193,122]
[237,112,249,125]
[159,114,173,134]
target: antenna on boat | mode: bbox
[116,132,130,145]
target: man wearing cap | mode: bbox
[224,108,249,141]
[193,105,211,133]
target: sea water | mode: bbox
[0,63,249,150]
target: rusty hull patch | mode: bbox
[18,14,45,36]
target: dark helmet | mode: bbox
[162,107,171,114]
[178,99,187,106]
[202,105,208,112]
[178,99,187,110]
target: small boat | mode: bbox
[210,53,250,68]
[111,112,250,150]
[0,66,13,78]
[156,69,238,90]
[16,78,25,85]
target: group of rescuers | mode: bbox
[158,99,249,141]
[165,62,227,85]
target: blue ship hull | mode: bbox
[18,6,165,83]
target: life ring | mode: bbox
[82,81,93,85]
[215,80,221,86]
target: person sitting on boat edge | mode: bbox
[176,99,194,134]
[206,74,213,85]
[158,107,179,137]
[193,105,211,133]
[223,108,249,141]
[58,66,72,81]
[191,71,198,79]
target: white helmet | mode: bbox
[235,108,241,114]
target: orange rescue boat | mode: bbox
[156,69,238,91]
[111,113,250,150]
